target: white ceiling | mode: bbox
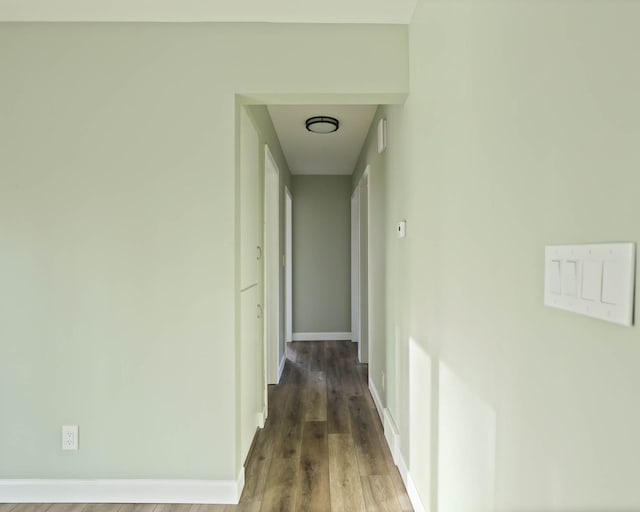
[268,105,376,176]
[0,0,417,23]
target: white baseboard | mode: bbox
[383,408,400,466]
[291,332,352,341]
[380,409,427,512]
[397,449,409,487]
[404,471,427,512]
[368,378,384,422]
[278,356,286,382]
[0,471,245,504]
[235,467,245,502]
[257,404,267,429]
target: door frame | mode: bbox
[264,145,281,387]
[353,165,370,364]
[285,186,293,344]
[351,187,360,346]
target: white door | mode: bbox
[285,187,293,344]
[351,190,360,345]
[264,145,281,385]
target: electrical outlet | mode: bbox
[382,372,385,392]
[62,425,78,450]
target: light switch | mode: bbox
[581,260,602,301]
[544,243,635,326]
[562,260,577,296]
[549,260,562,295]
[397,220,406,239]
[602,260,622,305]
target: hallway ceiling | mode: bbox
[0,0,417,23]
[268,105,377,176]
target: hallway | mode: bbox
[240,341,412,511]
[0,341,412,512]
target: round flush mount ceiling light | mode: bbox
[305,116,339,134]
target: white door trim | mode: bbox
[351,188,360,345]
[285,186,293,343]
[356,166,370,364]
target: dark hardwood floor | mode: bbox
[1,341,413,512]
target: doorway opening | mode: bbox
[237,98,399,474]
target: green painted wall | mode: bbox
[358,1,640,510]
[291,175,352,334]
[0,22,408,481]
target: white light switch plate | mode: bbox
[397,220,406,239]
[544,243,636,326]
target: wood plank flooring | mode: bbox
[1,341,412,512]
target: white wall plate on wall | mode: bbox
[397,220,406,239]
[377,118,387,154]
[544,243,636,326]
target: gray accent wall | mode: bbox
[292,175,351,334]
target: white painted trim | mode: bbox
[263,385,269,424]
[405,472,427,512]
[257,405,266,429]
[278,355,286,382]
[0,474,245,504]
[368,377,384,422]
[381,408,427,512]
[356,165,370,364]
[397,448,409,485]
[291,332,352,342]
[235,467,245,502]
[284,187,293,343]
[383,408,400,465]
[350,188,360,345]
